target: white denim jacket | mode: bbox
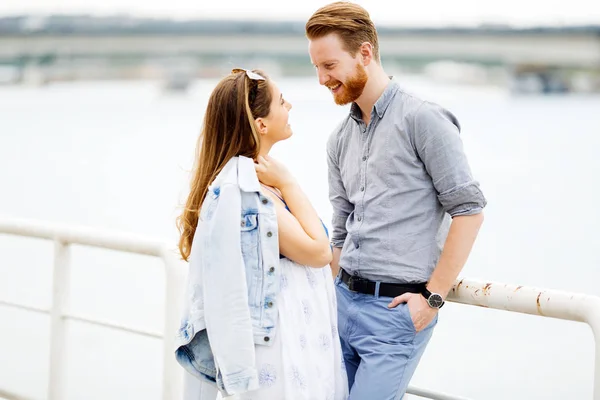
[175,156,281,396]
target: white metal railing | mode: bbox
[1,216,600,400]
[0,388,30,400]
[0,216,186,400]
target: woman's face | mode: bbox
[259,81,293,144]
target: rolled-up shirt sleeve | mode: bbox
[327,132,354,247]
[413,102,487,216]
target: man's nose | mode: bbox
[318,71,329,86]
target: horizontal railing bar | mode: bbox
[0,300,163,341]
[0,216,168,257]
[407,385,473,400]
[0,388,33,400]
[446,278,600,323]
[65,313,164,339]
[0,299,48,315]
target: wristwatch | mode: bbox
[421,287,445,309]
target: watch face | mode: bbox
[428,293,444,308]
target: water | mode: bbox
[0,77,599,399]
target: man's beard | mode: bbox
[326,63,368,106]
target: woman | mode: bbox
[175,68,348,400]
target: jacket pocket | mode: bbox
[240,213,259,252]
[241,213,262,320]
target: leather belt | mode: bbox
[340,268,426,298]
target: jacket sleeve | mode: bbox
[202,183,259,395]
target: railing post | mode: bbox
[583,299,600,400]
[48,240,70,400]
[596,325,600,400]
[161,249,186,400]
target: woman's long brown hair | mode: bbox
[177,69,272,261]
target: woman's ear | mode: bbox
[255,118,268,136]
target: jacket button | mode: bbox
[269,266,275,273]
[264,336,270,342]
[240,220,245,227]
[360,186,365,192]
[267,232,273,237]
[262,198,268,204]
[267,301,274,308]
[357,216,362,222]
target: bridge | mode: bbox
[0,16,599,90]
[2,26,599,67]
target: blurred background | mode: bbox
[1,0,599,399]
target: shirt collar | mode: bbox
[349,78,399,122]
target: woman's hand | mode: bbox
[254,155,295,189]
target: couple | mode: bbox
[175,2,487,400]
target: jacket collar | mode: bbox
[237,156,261,192]
[214,156,260,193]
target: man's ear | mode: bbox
[359,42,373,66]
[255,118,268,135]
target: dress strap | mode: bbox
[261,184,287,206]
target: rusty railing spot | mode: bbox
[536,292,545,316]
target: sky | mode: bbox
[0,0,599,27]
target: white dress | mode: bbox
[217,258,348,400]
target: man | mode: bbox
[305,2,487,399]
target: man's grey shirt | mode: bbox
[327,79,487,284]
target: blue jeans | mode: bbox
[335,276,438,400]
